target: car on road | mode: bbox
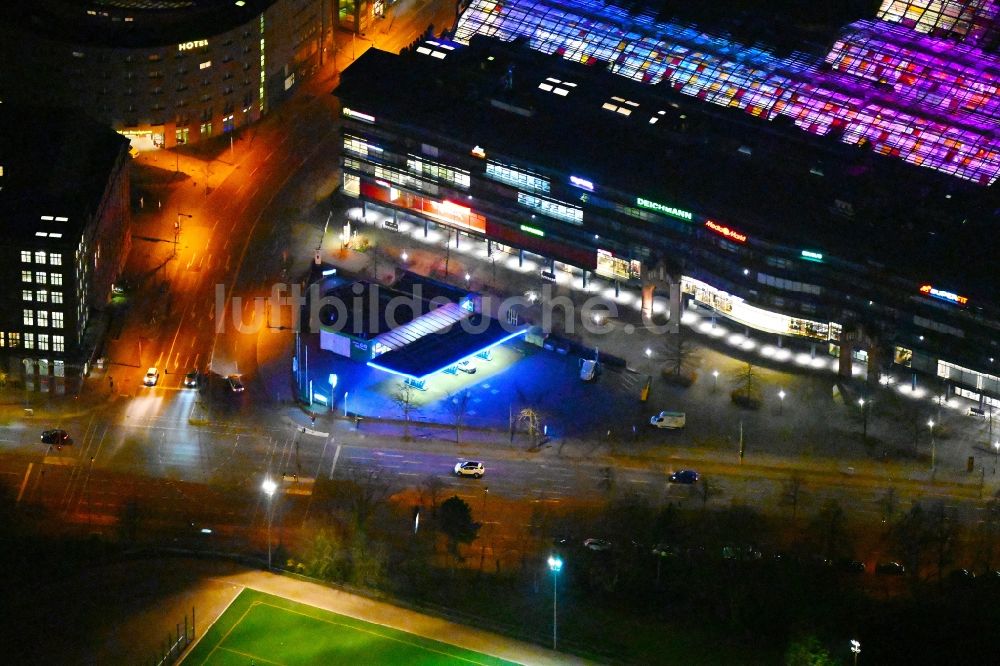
[836,558,866,574]
[183,369,199,388]
[650,411,686,429]
[457,360,477,374]
[669,469,699,484]
[143,367,159,386]
[875,561,906,576]
[227,375,245,392]
[40,429,71,445]
[583,538,613,552]
[580,359,597,382]
[454,461,485,478]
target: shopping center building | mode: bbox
[0,0,332,149]
[334,0,1000,408]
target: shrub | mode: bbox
[731,389,761,410]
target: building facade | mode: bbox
[0,107,131,393]
[335,34,1000,409]
[0,0,333,148]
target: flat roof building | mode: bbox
[334,27,1000,406]
[0,106,132,393]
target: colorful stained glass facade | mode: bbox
[454,0,1000,184]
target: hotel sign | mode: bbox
[705,220,747,243]
[635,197,693,221]
[178,40,209,51]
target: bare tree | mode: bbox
[516,407,542,449]
[391,381,420,440]
[660,328,699,379]
[781,475,806,524]
[446,390,471,444]
[418,474,445,517]
[730,362,763,408]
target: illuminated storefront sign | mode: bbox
[471,145,486,158]
[635,197,693,221]
[178,39,209,51]
[681,276,831,340]
[596,249,640,280]
[800,250,824,262]
[520,224,545,237]
[919,284,968,305]
[705,220,747,243]
[343,108,375,123]
[570,175,594,191]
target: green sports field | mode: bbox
[182,589,521,665]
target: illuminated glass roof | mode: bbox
[454,0,1000,184]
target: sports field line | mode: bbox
[252,599,498,665]
[202,597,259,664]
[178,582,247,664]
[218,645,286,665]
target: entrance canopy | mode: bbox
[368,314,526,381]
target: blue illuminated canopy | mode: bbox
[368,315,527,380]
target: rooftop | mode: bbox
[336,36,1000,303]
[0,0,274,48]
[0,105,130,242]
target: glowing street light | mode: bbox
[928,419,936,474]
[262,478,277,570]
[850,639,861,666]
[401,251,408,263]
[778,389,786,415]
[712,369,719,392]
[994,440,1000,475]
[859,398,869,440]
[547,555,563,651]
[644,347,652,358]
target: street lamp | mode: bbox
[778,389,786,415]
[547,555,563,651]
[712,369,719,392]
[859,398,869,440]
[928,419,936,474]
[401,251,408,263]
[262,478,277,570]
[993,440,999,476]
[850,639,861,666]
[644,347,652,358]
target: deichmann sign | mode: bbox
[178,39,209,51]
[596,249,640,280]
[919,284,968,305]
[635,197,693,221]
[705,220,747,243]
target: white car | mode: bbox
[650,410,686,429]
[454,461,485,478]
[143,367,159,386]
[580,359,597,382]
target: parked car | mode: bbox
[454,461,485,478]
[722,545,763,561]
[457,360,477,374]
[183,369,199,388]
[650,411,686,429]
[949,568,976,584]
[583,538,613,552]
[669,469,700,484]
[227,375,245,392]
[836,558,866,574]
[875,561,906,576]
[143,367,159,386]
[40,429,71,445]
[580,359,597,382]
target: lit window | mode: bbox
[36,290,47,303]
[200,60,212,70]
[22,290,32,302]
[49,253,63,266]
[34,251,46,264]
[0,332,4,347]
[37,311,48,327]
[51,292,63,304]
[22,309,33,326]
[21,270,32,282]
[20,251,31,263]
[53,335,64,353]
[35,272,47,285]
[38,334,49,351]
[24,333,34,349]
[8,332,19,348]
[52,312,63,329]
[50,273,62,286]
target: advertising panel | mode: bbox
[596,249,641,280]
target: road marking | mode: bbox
[329,444,342,479]
[628,478,651,484]
[16,463,33,504]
